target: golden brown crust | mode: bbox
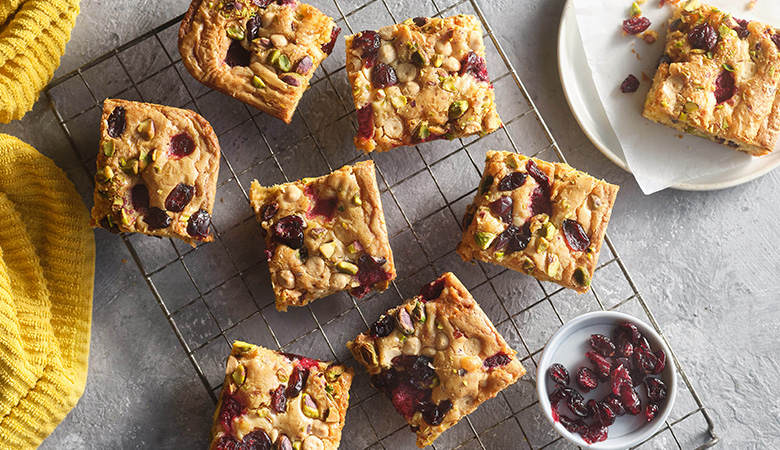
[642,3,780,156]
[90,98,220,246]
[456,151,618,293]
[249,161,396,310]
[178,0,340,123]
[209,341,353,450]
[347,272,525,448]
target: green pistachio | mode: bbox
[352,193,363,205]
[347,241,363,254]
[684,102,699,113]
[390,95,407,109]
[293,442,301,450]
[722,63,735,72]
[494,251,505,260]
[433,54,445,67]
[412,121,430,142]
[573,267,591,287]
[252,75,266,89]
[678,112,688,121]
[395,308,415,335]
[359,343,378,366]
[412,300,427,323]
[540,222,555,240]
[325,365,344,382]
[521,256,535,274]
[137,119,155,140]
[233,341,255,353]
[546,257,561,278]
[96,166,114,183]
[630,2,641,17]
[319,242,336,259]
[683,0,700,11]
[411,49,428,67]
[268,49,291,72]
[227,25,245,40]
[506,155,519,169]
[474,231,496,250]
[232,364,247,386]
[120,209,130,226]
[102,140,114,157]
[335,261,359,275]
[441,77,457,92]
[301,394,319,419]
[121,158,139,175]
[448,100,469,119]
[537,237,549,253]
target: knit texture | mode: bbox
[0,134,94,449]
[0,0,81,123]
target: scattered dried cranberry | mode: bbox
[241,430,272,450]
[577,367,598,392]
[271,385,287,413]
[714,70,735,104]
[169,133,195,159]
[419,277,445,301]
[145,207,172,230]
[484,352,512,369]
[559,414,586,433]
[526,159,549,187]
[273,215,305,249]
[656,53,673,68]
[497,172,527,191]
[281,352,320,370]
[645,402,659,422]
[246,15,261,42]
[372,63,399,88]
[566,389,590,418]
[617,322,642,344]
[604,394,625,416]
[489,196,513,222]
[590,334,616,358]
[529,185,552,217]
[633,346,659,375]
[413,17,429,27]
[548,363,570,386]
[165,183,195,212]
[218,395,243,433]
[592,401,617,427]
[356,104,374,140]
[285,366,309,399]
[260,202,279,221]
[321,26,341,55]
[611,363,633,396]
[586,350,611,379]
[617,340,634,359]
[355,254,391,290]
[370,314,395,338]
[493,224,531,254]
[390,384,427,419]
[549,387,566,407]
[772,34,780,51]
[187,209,211,240]
[622,16,651,35]
[459,51,489,82]
[732,18,750,39]
[687,24,718,52]
[579,424,608,444]
[645,377,668,402]
[352,30,380,68]
[421,399,452,426]
[131,184,149,211]
[225,40,252,67]
[562,219,590,252]
[306,190,339,220]
[653,349,667,375]
[619,386,641,415]
[620,74,640,93]
[107,106,126,138]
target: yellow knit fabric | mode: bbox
[0,0,81,123]
[0,134,94,449]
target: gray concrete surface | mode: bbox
[2,0,778,448]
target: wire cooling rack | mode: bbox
[44,0,718,448]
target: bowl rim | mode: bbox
[536,311,678,450]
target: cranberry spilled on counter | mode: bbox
[547,322,669,444]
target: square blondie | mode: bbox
[209,341,353,450]
[345,15,502,152]
[457,151,619,293]
[347,272,525,448]
[643,2,780,156]
[179,0,340,123]
[90,99,220,246]
[250,160,396,311]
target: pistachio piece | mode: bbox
[412,121,430,142]
[231,364,247,386]
[630,2,641,17]
[301,393,319,419]
[325,365,344,382]
[280,73,303,87]
[411,49,428,67]
[448,100,469,119]
[537,237,549,253]
[412,300,426,323]
[506,155,519,169]
[441,77,457,92]
[573,267,591,287]
[233,341,255,353]
[433,54,445,67]
[352,193,362,206]
[252,75,266,89]
[96,166,114,183]
[325,408,340,423]
[474,231,496,250]
[319,242,336,259]
[546,255,561,278]
[277,368,289,382]
[683,0,700,11]
[121,158,139,175]
[395,308,415,335]
[268,49,292,72]
[227,24,245,40]
[335,261,358,275]
[520,256,535,274]
[358,342,378,366]
[347,241,363,253]
[293,442,302,450]
[540,222,555,240]
[684,101,699,113]
[278,435,294,450]
[390,95,407,109]
[102,140,114,157]
[120,209,130,226]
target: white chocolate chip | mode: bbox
[225,356,238,375]
[380,347,402,366]
[284,185,302,203]
[441,56,461,73]
[278,270,296,289]
[451,39,468,59]
[435,39,453,56]
[396,63,418,82]
[270,34,288,48]
[302,436,324,450]
[421,346,436,357]
[435,332,449,351]
[269,429,279,444]
[261,12,276,29]
[312,421,329,438]
[401,81,420,97]
[403,336,421,355]
[378,26,395,40]
[469,33,483,52]
[378,44,397,64]
[305,256,326,277]
[383,116,404,140]
[329,273,351,290]
[464,338,482,356]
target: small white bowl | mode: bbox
[536,311,677,450]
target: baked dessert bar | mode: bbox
[345,15,502,152]
[179,0,341,123]
[347,272,525,448]
[249,161,396,311]
[643,1,780,156]
[209,341,353,450]
[457,151,618,293]
[90,99,220,246]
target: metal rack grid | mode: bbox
[44,0,718,448]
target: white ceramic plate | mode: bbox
[557,0,780,191]
[536,311,677,449]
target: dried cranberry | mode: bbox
[459,51,489,83]
[562,219,590,252]
[611,363,633,396]
[619,386,641,415]
[489,196,513,222]
[633,346,659,375]
[549,387,566,407]
[772,34,780,50]
[285,365,309,399]
[733,18,750,39]
[529,185,552,217]
[622,16,651,35]
[558,414,586,433]
[484,352,511,369]
[225,40,252,67]
[620,74,640,93]
[497,172,527,191]
[145,207,172,230]
[131,184,149,211]
[306,189,339,220]
[566,389,589,418]
[412,17,429,27]
[246,15,261,42]
[241,430,272,450]
[590,334,616,357]
[107,106,126,138]
[356,104,374,140]
[645,402,659,422]
[218,395,243,432]
[548,363,570,386]
[593,401,616,427]
[653,348,667,374]
[273,215,305,249]
[187,209,211,240]
[613,356,632,372]
[577,367,598,392]
[214,436,238,450]
[372,63,399,88]
[657,53,673,68]
[390,384,427,418]
[99,217,120,234]
[687,23,718,52]
[492,224,531,254]
[604,394,625,416]
[165,183,195,212]
[669,18,683,32]
[419,277,445,301]
[715,70,735,104]
[252,0,273,8]
[281,353,320,370]
[421,399,452,426]
[271,385,287,413]
[370,314,394,338]
[617,322,642,344]
[392,355,437,385]
[169,133,195,159]
[355,254,391,289]
[579,424,608,444]
[617,340,634,359]
[645,377,668,403]
[260,202,279,221]
[526,159,549,187]
[352,30,380,68]
[586,350,611,379]
[321,26,341,55]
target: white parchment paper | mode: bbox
[572,0,780,193]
